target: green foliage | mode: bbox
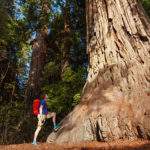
[43,61,60,82]
[42,67,85,116]
[0,0,32,145]
[73,93,81,107]
[140,0,150,18]
[61,67,74,82]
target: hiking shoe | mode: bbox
[54,125,61,132]
[32,142,39,146]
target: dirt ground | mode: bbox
[0,139,150,150]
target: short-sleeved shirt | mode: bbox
[39,100,47,115]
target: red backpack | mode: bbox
[33,99,40,115]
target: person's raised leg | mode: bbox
[52,112,56,126]
[47,112,60,131]
[47,112,56,127]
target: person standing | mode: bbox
[32,94,60,146]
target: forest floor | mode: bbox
[0,139,150,150]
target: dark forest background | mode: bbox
[0,0,149,145]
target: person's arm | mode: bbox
[39,105,44,121]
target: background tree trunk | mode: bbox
[61,0,72,74]
[24,29,47,115]
[24,0,50,115]
[47,0,150,144]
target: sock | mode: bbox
[33,140,36,144]
[54,124,56,129]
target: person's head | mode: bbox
[40,94,48,101]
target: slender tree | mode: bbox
[47,0,150,144]
[61,0,72,73]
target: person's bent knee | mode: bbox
[52,112,56,117]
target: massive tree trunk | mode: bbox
[47,0,150,144]
[24,1,50,115]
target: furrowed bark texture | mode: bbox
[47,0,150,144]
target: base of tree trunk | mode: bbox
[47,84,150,144]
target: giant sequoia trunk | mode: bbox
[47,0,150,144]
